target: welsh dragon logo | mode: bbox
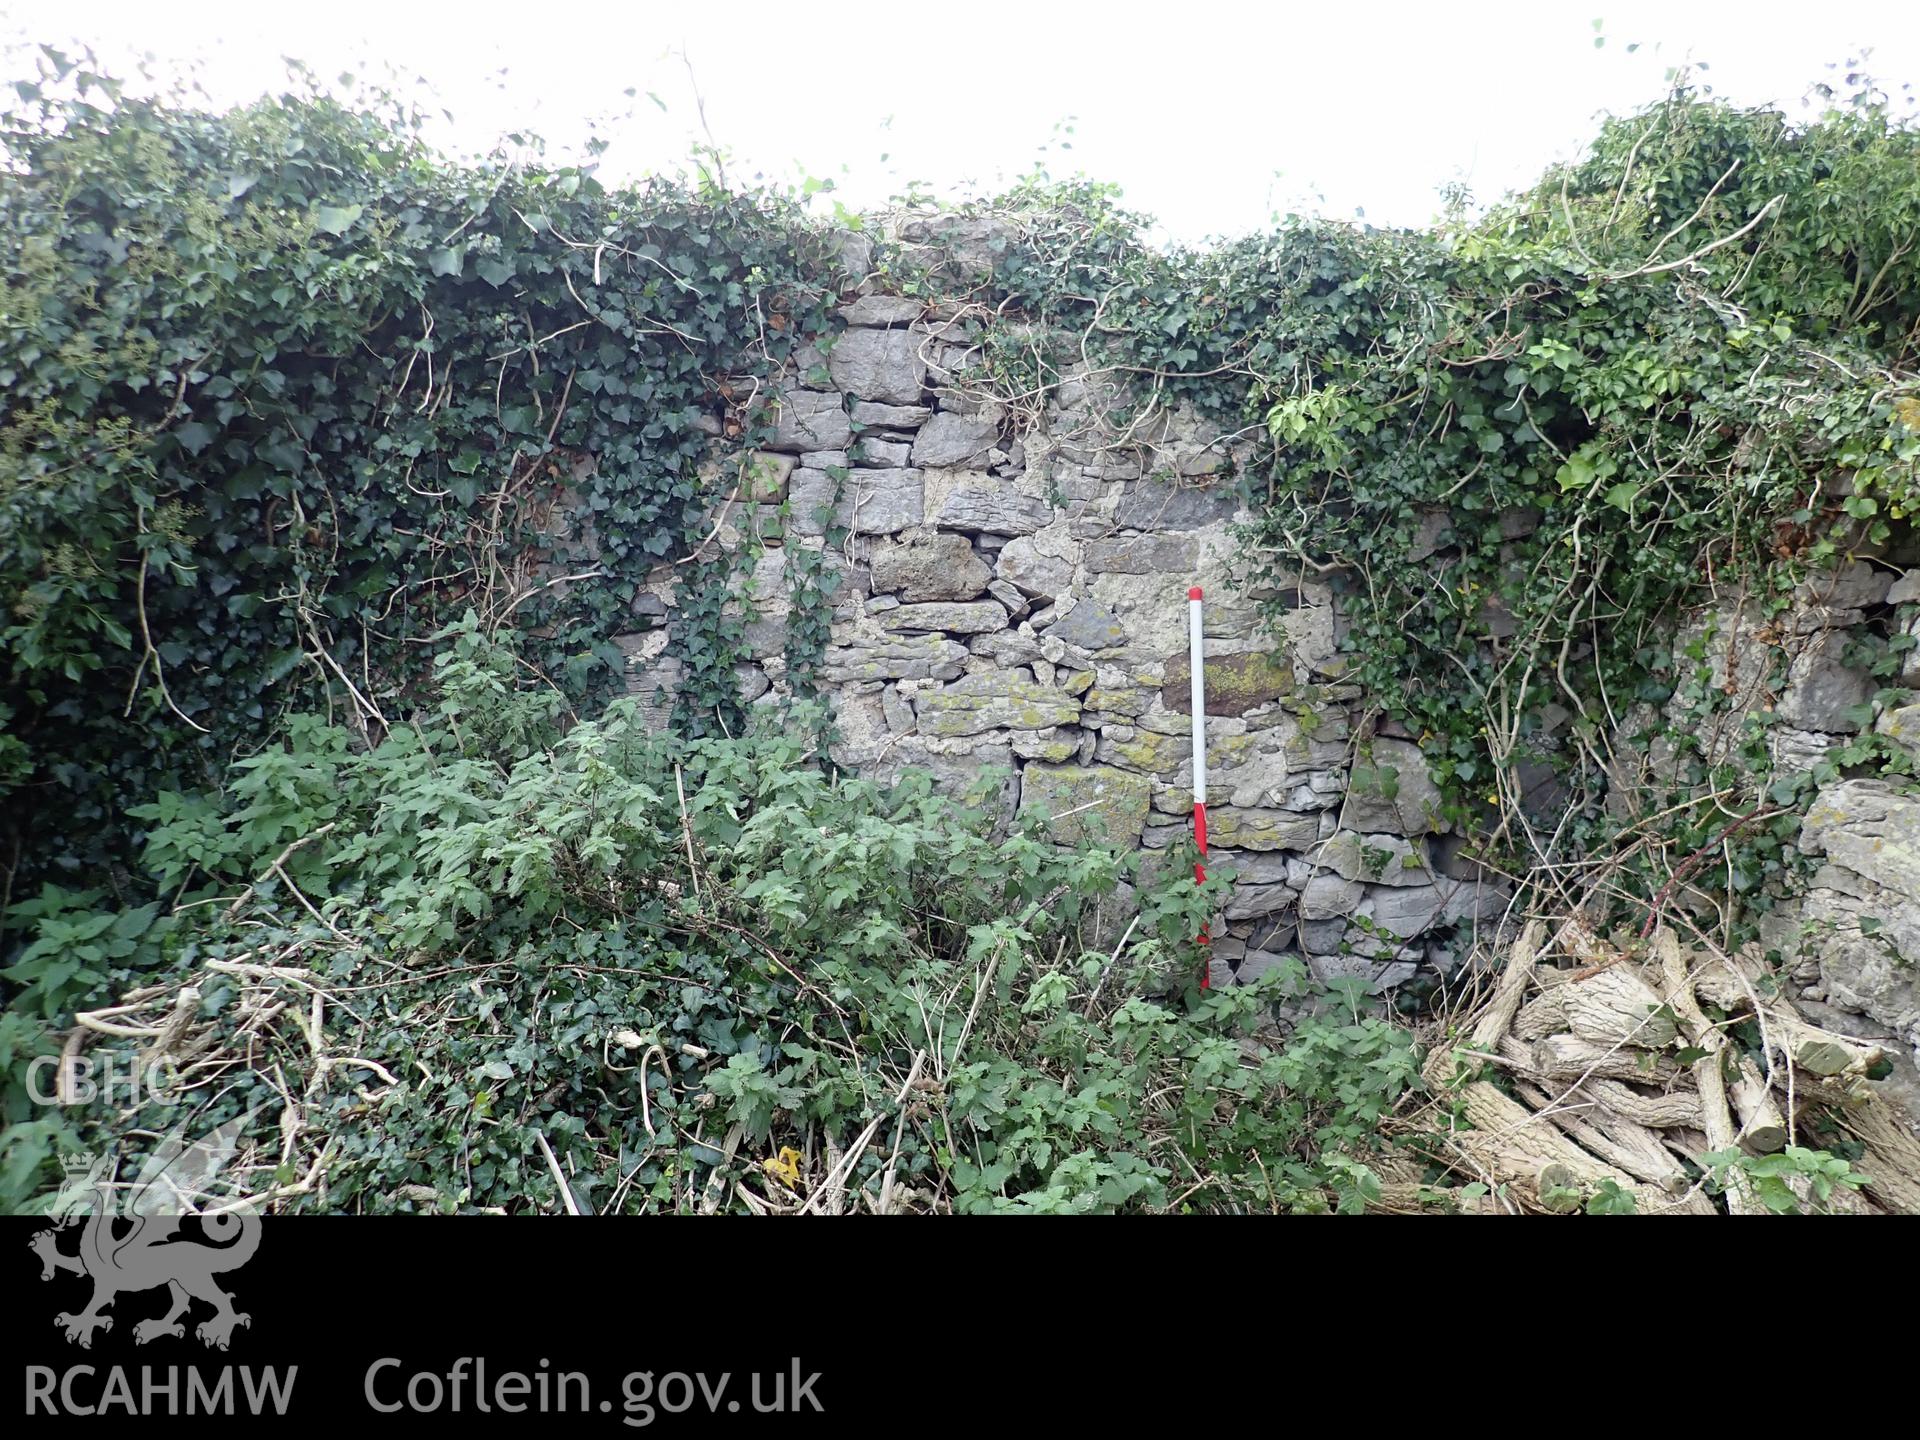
[29,1109,262,1350]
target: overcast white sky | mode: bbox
[5,1,1917,242]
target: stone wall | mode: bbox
[601,258,1920,1061]
[1616,558,1920,1067]
[611,279,1512,995]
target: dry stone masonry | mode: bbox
[606,241,1920,1043]
[613,283,1516,994]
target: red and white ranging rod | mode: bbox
[1188,586,1211,989]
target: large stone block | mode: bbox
[969,629,1044,667]
[1008,727,1082,762]
[934,486,1054,536]
[1796,559,1894,611]
[1018,763,1154,848]
[1083,534,1200,574]
[1047,599,1128,652]
[914,672,1083,736]
[743,451,794,502]
[790,467,924,536]
[874,737,1019,826]
[1876,701,1920,756]
[839,295,927,326]
[1319,831,1433,887]
[880,600,1009,634]
[1776,630,1875,733]
[828,328,927,404]
[1200,807,1321,852]
[850,400,931,428]
[1796,780,1920,1047]
[1357,883,1447,937]
[1208,849,1309,887]
[993,534,1074,601]
[869,532,991,602]
[1222,883,1299,921]
[911,412,1000,468]
[852,436,913,468]
[765,390,851,453]
[1308,952,1419,992]
[1340,738,1444,836]
[1112,476,1240,530]
[1160,648,1292,718]
[821,633,968,683]
[1300,873,1364,920]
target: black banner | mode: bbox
[10,1218,953,1431]
[7,1212,1842,1431]
[15,1215,1359,1431]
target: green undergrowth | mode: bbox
[1,624,1421,1213]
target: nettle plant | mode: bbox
[3,625,1421,1214]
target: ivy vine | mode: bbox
[0,50,839,894]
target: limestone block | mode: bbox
[1112,476,1240,530]
[1160,648,1292,718]
[1318,831,1433,887]
[1018,763,1154,848]
[934,485,1054,536]
[838,295,927,326]
[869,532,991,602]
[821,633,968,683]
[880,600,1009,635]
[790,467,924,536]
[1341,738,1445,836]
[1777,630,1875,732]
[1083,533,1201,575]
[995,534,1075,601]
[850,400,931,428]
[1795,780,1920,1047]
[911,412,1000,468]
[828,327,927,404]
[765,389,851,453]
[914,672,1082,736]
[1046,599,1128,652]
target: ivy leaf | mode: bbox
[312,202,363,236]
[1604,482,1641,512]
[429,245,467,278]
[173,421,215,455]
[227,173,257,199]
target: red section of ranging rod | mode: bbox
[1189,586,1210,990]
[1194,800,1211,989]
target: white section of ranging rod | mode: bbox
[1188,586,1207,805]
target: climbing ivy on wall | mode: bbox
[0,49,839,893]
[962,75,1920,871]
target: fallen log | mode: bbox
[1518,1082,1702,1204]
[1693,957,1885,1076]
[1574,1077,1699,1129]
[1420,1049,1667,1214]
[1564,965,1678,1048]
[1654,927,1758,1215]
[1468,918,1547,1052]
[1832,1098,1920,1215]
[1728,1054,1789,1153]
[1512,986,1568,1042]
[1532,1033,1683,1087]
